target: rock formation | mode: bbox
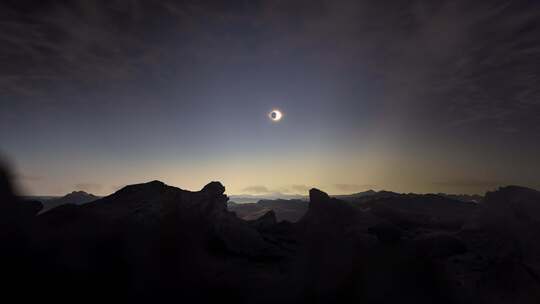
[1,167,540,303]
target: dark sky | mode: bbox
[1,0,539,195]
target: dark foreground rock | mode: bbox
[1,165,540,303]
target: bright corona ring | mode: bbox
[269,109,283,122]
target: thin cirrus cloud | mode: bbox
[242,184,312,195]
[2,0,539,131]
[242,185,271,194]
[334,184,375,192]
[290,184,311,193]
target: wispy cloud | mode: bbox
[2,0,539,131]
[242,185,271,194]
[242,184,313,195]
[334,183,375,192]
[290,184,310,193]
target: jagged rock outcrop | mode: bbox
[465,186,540,267]
[39,180,282,258]
[302,188,357,225]
[291,188,382,301]
[201,181,226,197]
[363,194,478,230]
[29,180,290,302]
[448,186,540,303]
[300,188,382,234]
[480,186,540,223]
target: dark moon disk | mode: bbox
[269,109,283,121]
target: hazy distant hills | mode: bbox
[334,189,401,203]
[336,189,482,204]
[229,194,307,205]
[37,191,99,213]
[2,166,540,303]
[435,193,483,203]
[229,199,308,222]
[229,190,483,223]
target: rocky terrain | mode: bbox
[1,165,539,303]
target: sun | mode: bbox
[269,109,283,122]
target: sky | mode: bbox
[1,0,539,196]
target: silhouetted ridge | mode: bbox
[41,190,98,213]
[114,180,168,196]
[81,180,232,222]
[483,185,540,211]
[361,193,477,230]
[336,189,400,204]
[474,185,540,230]
[201,181,225,196]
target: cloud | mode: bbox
[240,184,315,195]
[334,184,375,192]
[242,185,271,194]
[290,184,310,193]
[74,183,103,193]
[2,0,539,132]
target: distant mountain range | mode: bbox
[229,199,308,222]
[229,194,307,204]
[229,190,483,223]
[36,191,99,213]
